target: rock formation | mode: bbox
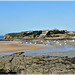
[0,52,75,74]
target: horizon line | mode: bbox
[0,0,75,1]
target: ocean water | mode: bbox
[0,36,4,39]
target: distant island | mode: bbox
[3,29,75,40]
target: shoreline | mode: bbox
[0,41,55,53]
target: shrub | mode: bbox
[32,31,42,38]
[46,30,66,37]
[23,32,33,36]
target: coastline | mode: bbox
[0,40,75,74]
[0,41,55,53]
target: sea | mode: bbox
[0,36,4,39]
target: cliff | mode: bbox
[4,29,75,40]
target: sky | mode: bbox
[0,1,75,35]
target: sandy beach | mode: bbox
[0,41,55,52]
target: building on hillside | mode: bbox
[40,33,47,36]
[40,30,49,36]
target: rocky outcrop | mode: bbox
[3,29,75,40]
[0,52,75,74]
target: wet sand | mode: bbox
[36,49,75,57]
[0,41,55,52]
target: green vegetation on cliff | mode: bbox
[67,34,75,37]
[23,31,42,38]
[46,29,66,37]
[7,31,42,38]
[4,29,75,39]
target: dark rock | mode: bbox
[0,53,75,74]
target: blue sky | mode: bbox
[0,1,75,35]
